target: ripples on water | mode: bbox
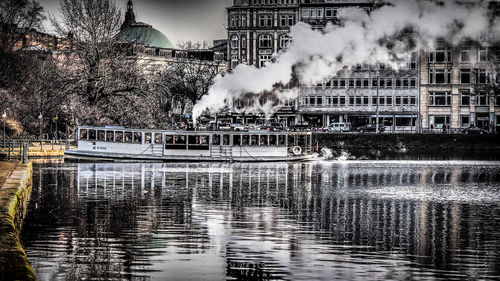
[21,161,500,281]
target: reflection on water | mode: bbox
[22,161,500,281]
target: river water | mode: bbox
[21,161,500,281]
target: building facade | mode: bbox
[226,0,500,131]
[420,39,500,131]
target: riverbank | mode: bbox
[314,133,500,160]
[0,161,36,281]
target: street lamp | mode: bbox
[54,115,59,141]
[2,111,6,148]
[38,113,43,140]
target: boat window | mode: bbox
[269,135,277,146]
[79,129,88,140]
[165,135,186,150]
[89,130,96,141]
[165,135,174,144]
[212,134,221,145]
[298,135,306,146]
[97,130,106,142]
[251,135,258,146]
[288,135,296,146]
[188,135,200,145]
[175,135,186,145]
[154,133,162,144]
[233,135,241,146]
[188,135,209,150]
[145,133,152,144]
[242,135,250,146]
[201,136,209,145]
[125,132,133,143]
[106,131,114,142]
[222,135,230,146]
[133,132,142,144]
[115,131,124,142]
[278,135,286,146]
[260,135,268,146]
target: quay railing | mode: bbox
[0,139,76,161]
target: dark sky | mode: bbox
[37,0,232,47]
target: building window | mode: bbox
[259,15,273,27]
[460,90,470,106]
[230,15,239,27]
[429,115,450,129]
[429,92,451,106]
[478,48,488,62]
[395,96,402,106]
[302,8,309,19]
[461,115,470,128]
[429,48,451,62]
[259,55,271,67]
[325,8,333,18]
[310,8,317,19]
[395,79,402,88]
[386,96,393,106]
[429,69,451,84]
[460,69,471,84]
[279,34,291,49]
[476,92,489,106]
[410,78,416,88]
[475,69,487,84]
[317,96,323,106]
[317,8,324,19]
[241,36,247,49]
[231,55,239,69]
[241,15,247,27]
[332,97,338,106]
[231,35,239,50]
[379,97,385,106]
[259,34,272,49]
[340,79,346,88]
[460,49,470,62]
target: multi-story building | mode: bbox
[226,0,299,125]
[227,0,419,130]
[298,1,420,130]
[226,0,500,131]
[420,38,500,131]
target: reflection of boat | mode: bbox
[66,126,316,162]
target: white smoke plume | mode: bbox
[193,0,499,122]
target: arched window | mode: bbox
[279,34,291,49]
[259,34,273,49]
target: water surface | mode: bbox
[22,161,500,280]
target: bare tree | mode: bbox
[157,41,223,116]
[52,0,127,106]
[0,0,45,52]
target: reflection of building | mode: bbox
[68,162,500,279]
[225,0,499,131]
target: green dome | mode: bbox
[117,25,174,49]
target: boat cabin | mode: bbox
[70,126,314,161]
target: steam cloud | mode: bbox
[193,0,499,122]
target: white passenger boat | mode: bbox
[65,126,316,162]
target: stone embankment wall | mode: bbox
[0,162,36,281]
[315,133,500,151]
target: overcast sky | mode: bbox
[37,0,232,47]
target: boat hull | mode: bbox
[65,149,316,162]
